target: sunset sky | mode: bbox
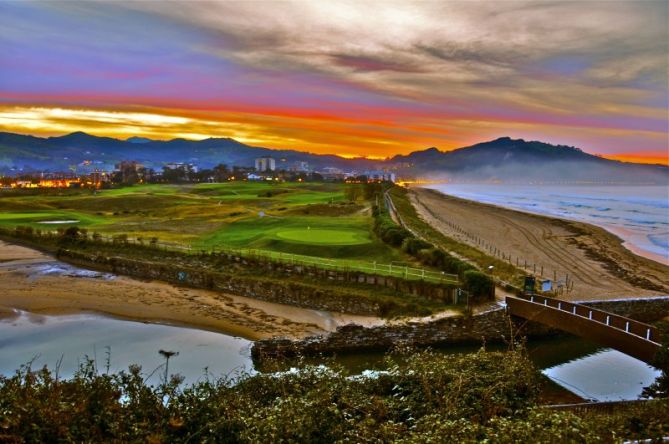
[0,1,667,163]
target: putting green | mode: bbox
[275,228,371,245]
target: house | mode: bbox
[289,161,309,172]
[318,167,346,181]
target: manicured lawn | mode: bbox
[0,182,406,263]
[275,228,369,245]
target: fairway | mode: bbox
[0,182,409,264]
[275,228,370,245]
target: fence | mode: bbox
[414,194,576,294]
[77,232,459,285]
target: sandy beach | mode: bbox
[411,187,669,301]
[0,241,381,340]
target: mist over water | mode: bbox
[424,184,669,264]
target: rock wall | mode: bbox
[580,297,669,323]
[57,249,381,315]
[252,296,669,365]
[251,307,555,363]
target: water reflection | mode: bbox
[0,311,660,401]
[0,311,253,386]
[543,349,660,402]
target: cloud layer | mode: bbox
[1,1,667,162]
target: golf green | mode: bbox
[275,228,371,245]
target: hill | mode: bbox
[391,137,668,183]
[0,132,666,183]
[0,131,375,174]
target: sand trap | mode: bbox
[38,220,79,224]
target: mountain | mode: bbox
[0,131,376,174]
[126,136,154,144]
[0,132,666,184]
[391,137,668,183]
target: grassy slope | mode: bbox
[390,186,522,284]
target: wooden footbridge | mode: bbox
[506,294,662,363]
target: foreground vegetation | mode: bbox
[1,348,667,443]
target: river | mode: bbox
[0,309,659,401]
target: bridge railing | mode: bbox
[516,294,660,345]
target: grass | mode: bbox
[0,182,405,264]
[389,186,522,284]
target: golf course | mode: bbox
[0,182,407,264]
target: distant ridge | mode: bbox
[392,137,668,183]
[126,136,154,144]
[0,132,666,183]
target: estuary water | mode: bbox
[423,184,669,264]
[0,310,659,401]
[0,310,253,386]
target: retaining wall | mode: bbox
[580,296,669,323]
[56,248,455,316]
[252,296,669,365]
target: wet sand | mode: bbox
[411,187,669,301]
[0,241,382,340]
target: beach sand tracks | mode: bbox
[410,188,668,300]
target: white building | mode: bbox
[364,170,396,182]
[164,162,198,173]
[255,156,276,172]
[289,161,310,172]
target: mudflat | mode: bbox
[411,187,669,301]
[0,241,380,340]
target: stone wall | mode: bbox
[208,250,457,302]
[581,297,669,323]
[251,307,555,363]
[57,249,381,315]
[251,296,669,365]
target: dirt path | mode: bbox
[411,187,669,301]
[0,241,383,340]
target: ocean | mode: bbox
[423,184,669,265]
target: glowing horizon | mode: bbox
[0,1,667,164]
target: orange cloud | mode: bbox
[604,153,669,166]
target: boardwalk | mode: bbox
[506,294,661,363]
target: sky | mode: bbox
[0,1,667,163]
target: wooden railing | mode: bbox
[506,294,661,363]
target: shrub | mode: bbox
[462,270,495,302]
[402,238,433,255]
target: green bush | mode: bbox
[402,237,433,255]
[1,349,665,442]
[462,270,495,302]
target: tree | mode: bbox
[462,270,495,302]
